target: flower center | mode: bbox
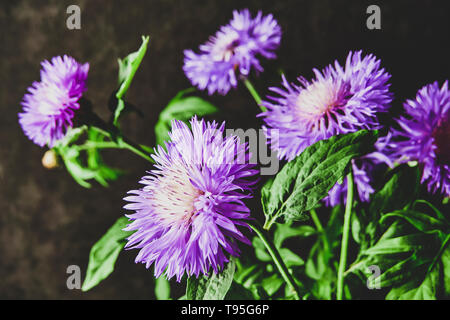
[294,79,348,125]
[38,101,60,116]
[211,36,240,62]
[36,86,70,116]
[152,162,203,225]
[432,112,450,165]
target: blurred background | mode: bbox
[0,0,448,299]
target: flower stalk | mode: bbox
[85,109,154,163]
[243,78,266,112]
[336,171,354,300]
[249,221,301,300]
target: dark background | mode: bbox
[0,0,448,299]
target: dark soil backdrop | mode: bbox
[0,0,448,299]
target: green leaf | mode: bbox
[305,241,334,299]
[262,130,378,229]
[261,274,284,296]
[441,246,450,296]
[413,199,447,221]
[54,127,122,188]
[305,241,328,281]
[224,281,255,300]
[274,223,316,248]
[113,99,125,127]
[116,35,150,100]
[368,165,421,216]
[363,233,428,256]
[54,126,87,148]
[155,89,218,146]
[377,254,431,288]
[386,262,440,300]
[279,248,305,267]
[261,178,274,220]
[155,277,171,300]
[113,36,150,126]
[81,217,133,291]
[186,259,235,300]
[357,165,421,250]
[326,204,345,242]
[234,260,260,285]
[351,211,362,244]
[386,235,450,299]
[233,259,268,300]
[253,237,304,267]
[54,127,95,188]
[252,237,271,262]
[381,209,448,239]
[85,129,122,187]
[350,215,448,299]
[61,148,96,188]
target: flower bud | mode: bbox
[42,150,58,169]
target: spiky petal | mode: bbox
[183,9,281,95]
[19,55,89,147]
[386,81,450,196]
[260,51,392,161]
[123,117,258,281]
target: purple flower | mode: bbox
[183,9,281,95]
[387,81,450,196]
[260,51,393,161]
[123,117,258,281]
[324,158,376,206]
[19,55,89,147]
[324,135,394,206]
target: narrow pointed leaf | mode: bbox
[81,217,133,291]
[186,259,235,300]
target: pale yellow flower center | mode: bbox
[152,161,203,225]
[295,79,345,122]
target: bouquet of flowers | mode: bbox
[19,9,449,300]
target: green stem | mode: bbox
[263,215,277,231]
[75,141,119,151]
[119,136,155,163]
[263,201,286,230]
[90,125,154,163]
[336,172,354,300]
[309,208,324,232]
[344,260,364,277]
[249,221,301,300]
[310,209,330,253]
[243,78,266,112]
[427,234,450,274]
